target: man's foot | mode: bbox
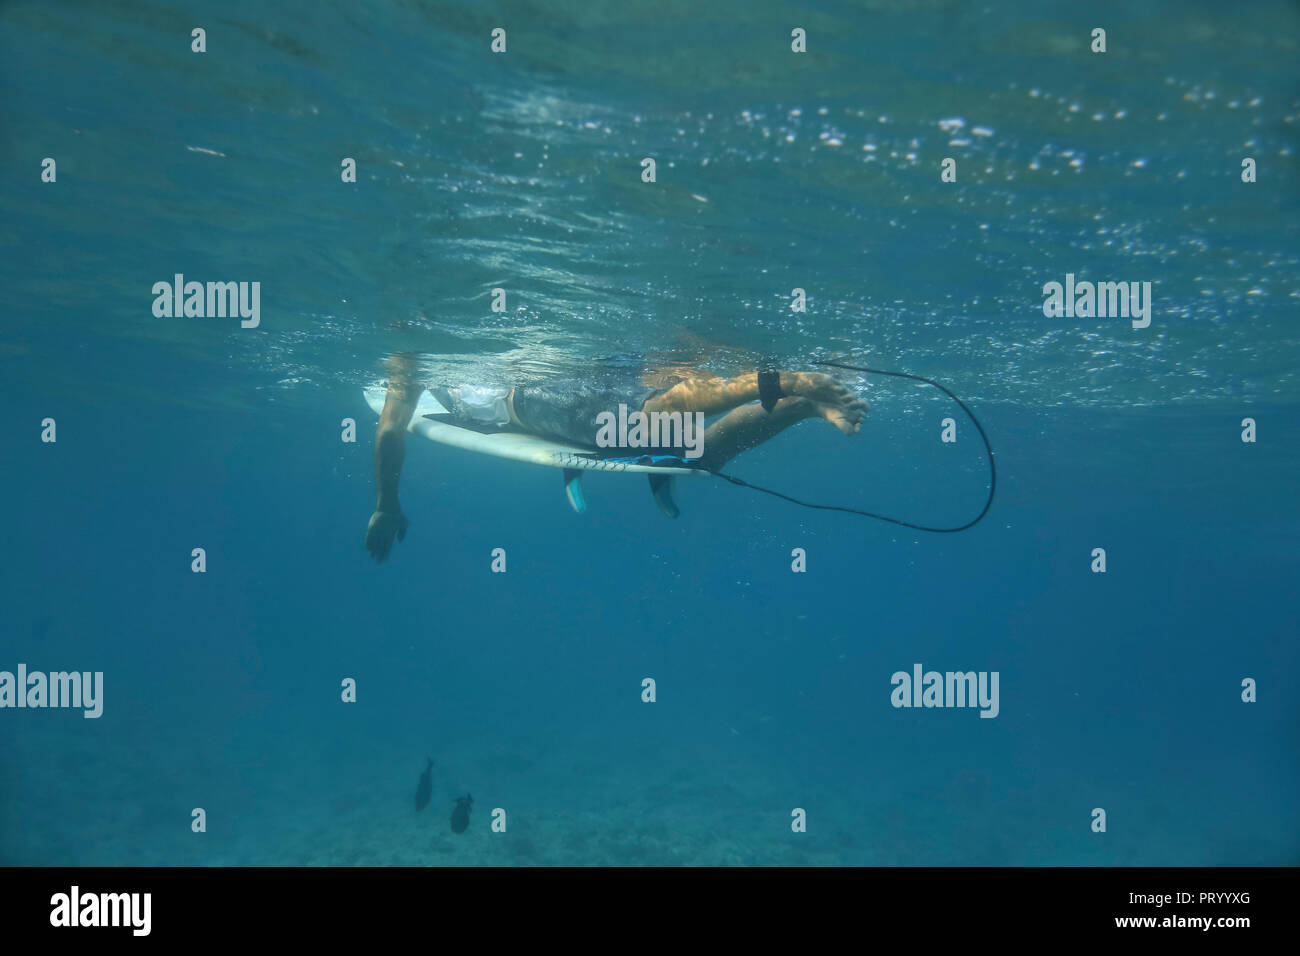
[782,371,860,408]
[773,395,867,434]
[813,399,867,435]
[779,372,868,433]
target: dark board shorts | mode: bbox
[429,381,660,450]
[511,382,660,448]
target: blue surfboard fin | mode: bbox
[563,468,586,513]
[648,474,678,518]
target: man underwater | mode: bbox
[366,354,868,562]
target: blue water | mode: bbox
[1,0,1297,865]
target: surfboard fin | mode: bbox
[563,469,587,514]
[648,475,679,518]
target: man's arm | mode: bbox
[366,355,422,563]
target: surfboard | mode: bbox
[363,386,705,515]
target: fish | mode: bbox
[414,757,433,812]
[450,794,473,834]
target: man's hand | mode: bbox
[366,509,409,563]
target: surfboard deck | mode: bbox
[363,386,705,477]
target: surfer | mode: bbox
[366,354,868,562]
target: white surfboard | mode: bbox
[363,387,704,475]
[363,386,704,516]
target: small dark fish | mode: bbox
[450,794,473,834]
[414,757,433,812]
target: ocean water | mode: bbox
[1,0,1297,866]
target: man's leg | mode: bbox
[366,354,424,562]
[643,370,864,418]
[696,396,865,471]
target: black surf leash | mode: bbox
[704,361,996,532]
